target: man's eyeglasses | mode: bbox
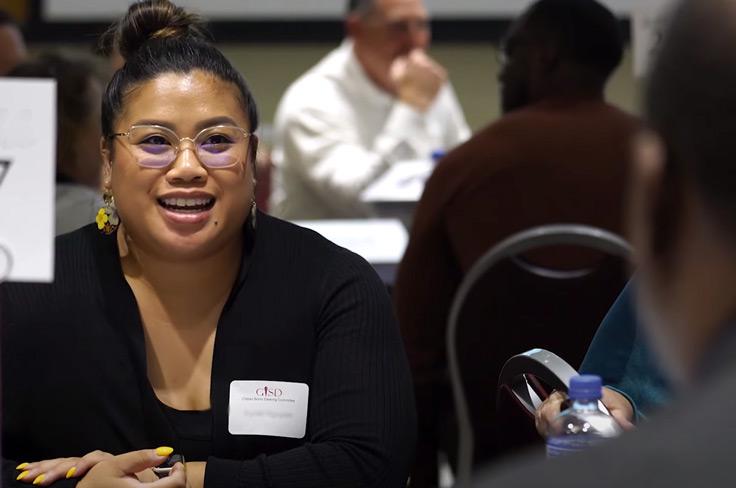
[110,124,252,169]
[385,18,431,37]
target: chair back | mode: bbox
[447,224,632,487]
[497,348,587,417]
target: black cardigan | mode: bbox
[1,213,416,487]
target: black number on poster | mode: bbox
[0,159,10,188]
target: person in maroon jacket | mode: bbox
[394,0,640,485]
[476,1,736,485]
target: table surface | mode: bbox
[291,219,409,285]
[360,159,434,203]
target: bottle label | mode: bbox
[546,435,605,458]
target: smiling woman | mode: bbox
[0,1,416,487]
[104,70,254,258]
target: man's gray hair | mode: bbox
[346,0,375,16]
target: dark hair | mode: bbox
[99,0,258,139]
[0,9,17,27]
[521,0,623,79]
[646,0,736,230]
[8,53,99,175]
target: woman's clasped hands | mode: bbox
[14,447,187,487]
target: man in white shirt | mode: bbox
[271,0,470,219]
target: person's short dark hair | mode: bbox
[98,0,258,142]
[8,52,98,125]
[7,53,99,176]
[645,0,736,233]
[521,0,623,79]
[0,9,17,27]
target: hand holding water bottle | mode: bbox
[535,384,635,437]
[544,375,627,457]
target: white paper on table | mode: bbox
[0,79,56,282]
[361,159,434,203]
[293,219,408,264]
[632,0,677,78]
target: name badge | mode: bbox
[228,380,309,438]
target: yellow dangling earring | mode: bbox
[96,190,120,235]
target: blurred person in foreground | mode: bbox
[9,53,104,234]
[1,1,415,487]
[476,0,736,485]
[394,0,639,483]
[0,9,26,75]
[271,0,470,219]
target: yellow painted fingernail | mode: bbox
[155,446,174,457]
[32,473,45,485]
[16,471,29,480]
[16,463,29,470]
[66,467,77,479]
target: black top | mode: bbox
[1,212,416,487]
[157,400,212,462]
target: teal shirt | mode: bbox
[579,281,672,418]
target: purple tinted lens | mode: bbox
[137,155,172,168]
[199,153,236,168]
[195,127,247,167]
[133,146,173,167]
[140,144,171,155]
[199,143,231,154]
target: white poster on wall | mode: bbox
[632,0,677,78]
[0,79,56,282]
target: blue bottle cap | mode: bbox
[430,149,446,162]
[568,374,602,400]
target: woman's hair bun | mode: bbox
[99,0,209,61]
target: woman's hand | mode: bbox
[77,449,186,488]
[15,450,113,485]
[534,387,636,437]
[14,447,182,486]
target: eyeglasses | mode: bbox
[110,124,252,169]
[385,18,430,37]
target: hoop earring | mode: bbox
[250,199,257,230]
[96,191,120,235]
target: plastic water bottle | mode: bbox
[545,374,622,458]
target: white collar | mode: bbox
[339,39,395,106]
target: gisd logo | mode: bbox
[256,386,283,398]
